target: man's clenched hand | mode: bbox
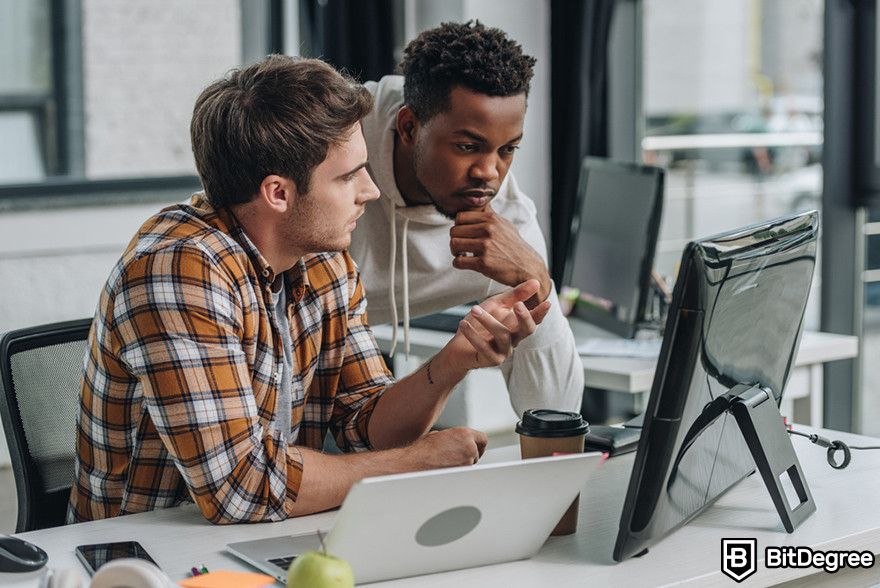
[450,205,552,306]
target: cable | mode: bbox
[786,427,880,470]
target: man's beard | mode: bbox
[418,178,456,220]
[412,143,456,220]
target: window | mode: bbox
[0,0,53,182]
[642,0,824,328]
[0,0,245,189]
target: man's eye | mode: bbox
[501,145,520,156]
[455,144,478,153]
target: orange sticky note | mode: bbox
[178,570,275,588]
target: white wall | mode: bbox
[82,0,240,178]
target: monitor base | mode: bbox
[730,384,817,533]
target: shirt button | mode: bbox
[274,370,282,384]
[262,269,271,278]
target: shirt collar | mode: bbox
[189,193,310,301]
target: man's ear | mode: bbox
[257,175,297,213]
[395,105,420,146]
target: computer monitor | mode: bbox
[564,157,664,338]
[613,210,819,562]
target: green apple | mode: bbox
[287,550,354,587]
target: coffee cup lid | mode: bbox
[516,409,589,438]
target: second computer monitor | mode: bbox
[564,157,664,338]
[613,210,819,562]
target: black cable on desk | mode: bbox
[788,428,880,469]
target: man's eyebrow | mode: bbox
[451,130,523,144]
[452,130,488,142]
[336,161,368,179]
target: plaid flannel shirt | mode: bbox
[68,194,393,524]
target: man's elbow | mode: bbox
[194,493,289,525]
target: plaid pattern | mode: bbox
[68,194,393,524]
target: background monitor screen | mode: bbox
[613,210,819,562]
[564,157,664,338]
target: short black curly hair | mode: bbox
[398,21,536,122]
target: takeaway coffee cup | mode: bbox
[516,409,589,535]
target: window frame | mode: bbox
[0,0,288,207]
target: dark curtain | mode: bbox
[549,0,616,285]
[300,0,396,82]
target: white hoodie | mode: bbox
[350,75,583,415]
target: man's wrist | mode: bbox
[520,268,552,309]
[432,344,471,386]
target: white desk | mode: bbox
[15,427,880,587]
[371,321,859,427]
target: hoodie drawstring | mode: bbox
[388,200,398,356]
[401,217,410,358]
[386,199,411,358]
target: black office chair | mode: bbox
[0,318,92,532]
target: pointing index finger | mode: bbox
[494,279,541,306]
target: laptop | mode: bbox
[227,452,600,584]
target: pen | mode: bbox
[200,565,210,574]
[191,567,201,576]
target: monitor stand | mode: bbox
[670,383,816,533]
[729,384,816,532]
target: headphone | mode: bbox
[49,559,172,588]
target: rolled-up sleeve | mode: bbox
[330,256,394,452]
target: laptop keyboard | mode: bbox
[267,555,297,570]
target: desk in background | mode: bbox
[15,427,880,586]
[371,319,859,430]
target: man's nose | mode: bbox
[469,154,501,183]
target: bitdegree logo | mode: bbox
[766,546,875,573]
[721,539,757,582]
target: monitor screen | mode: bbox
[613,210,819,562]
[564,158,664,338]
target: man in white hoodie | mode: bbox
[350,21,584,416]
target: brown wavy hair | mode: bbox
[191,55,373,208]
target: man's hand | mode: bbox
[445,279,551,371]
[369,281,548,452]
[450,206,552,305]
[292,428,488,516]
[407,427,488,467]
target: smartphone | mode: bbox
[74,541,158,575]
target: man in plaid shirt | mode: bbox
[68,55,550,524]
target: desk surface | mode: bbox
[371,321,859,394]
[16,427,880,587]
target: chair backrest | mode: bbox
[0,318,92,532]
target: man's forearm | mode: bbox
[500,288,584,415]
[291,424,488,517]
[289,446,419,517]
[367,344,469,450]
